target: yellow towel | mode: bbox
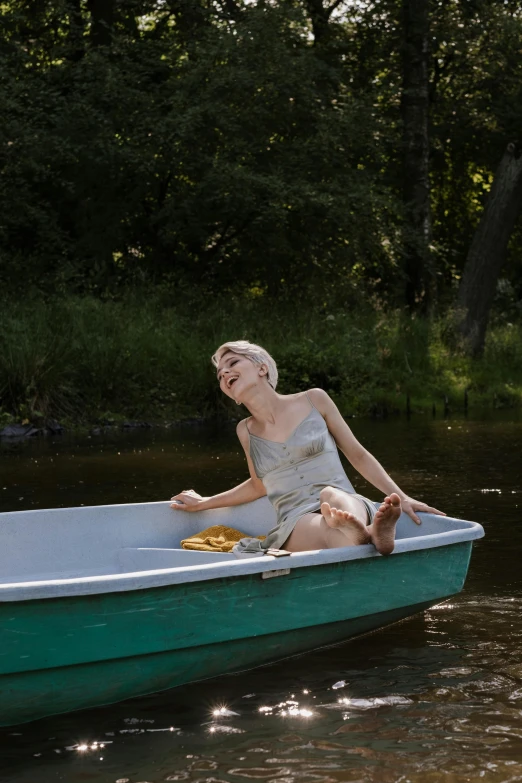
[181,525,265,553]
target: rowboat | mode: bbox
[0,498,484,726]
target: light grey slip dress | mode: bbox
[233,394,376,556]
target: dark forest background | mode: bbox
[1,0,522,425]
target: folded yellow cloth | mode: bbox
[181,525,265,553]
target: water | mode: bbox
[1,413,521,782]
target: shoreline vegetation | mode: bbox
[2,3,522,435]
[1,295,521,434]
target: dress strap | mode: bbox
[242,417,253,458]
[304,391,316,410]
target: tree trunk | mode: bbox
[165,0,210,40]
[304,0,333,45]
[400,0,433,312]
[87,0,116,47]
[458,141,522,357]
[303,0,347,52]
[66,0,86,61]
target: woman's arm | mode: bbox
[170,420,267,512]
[308,388,445,524]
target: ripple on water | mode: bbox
[0,416,521,783]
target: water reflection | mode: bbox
[0,413,521,782]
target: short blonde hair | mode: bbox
[212,340,278,389]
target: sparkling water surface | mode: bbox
[0,412,521,783]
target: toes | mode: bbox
[321,502,336,525]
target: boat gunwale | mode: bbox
[0,516,484,602]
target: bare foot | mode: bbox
[369,493,401,555]
[320,502,371,546]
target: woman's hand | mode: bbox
[170,489,208,511]
[401,496,446,525]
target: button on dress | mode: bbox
[233,396,376,555]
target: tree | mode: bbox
[429,0,522,302]
[0,2,398,298]
[1,0,522,314]
[400,0,432,312]
[458,141,522,356]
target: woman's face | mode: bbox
[216,351,266,401]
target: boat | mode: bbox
[0,498,484,726]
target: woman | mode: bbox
[171,340,445,555]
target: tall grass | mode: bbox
[0,295,521,424]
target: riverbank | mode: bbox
[1,295,521,429]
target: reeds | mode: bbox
[0,296,521,424]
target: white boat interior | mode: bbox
[0,498,484,601]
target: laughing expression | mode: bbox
[217,352,264,401]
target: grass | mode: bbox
[0,295,521,426]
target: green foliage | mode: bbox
[0,306,78,419]
[428,0,522,291]
[0,1,401,300]
[0,1,522,422]
[1,1,522,303]
[0,295,521,424]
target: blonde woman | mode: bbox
[171,341,444,555]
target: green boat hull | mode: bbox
[0,542,472,726]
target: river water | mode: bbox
[0,413,521,783]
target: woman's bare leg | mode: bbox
[319,486,371,544]
[284,486,371,552]
[367,494,402,555]
[320,486,401,554]
[283,512,367,552]
[321,486,402,554]
[283,488,402,554]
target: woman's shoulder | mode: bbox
[306,387,332,411]
[236,418,251,442]
[280,388,330,405]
